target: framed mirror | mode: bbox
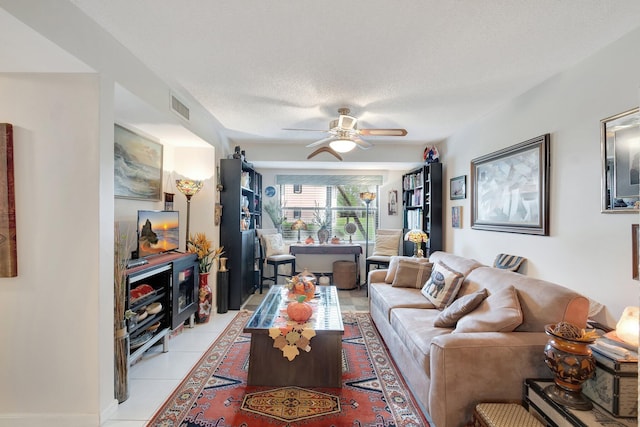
[601,107,640,213]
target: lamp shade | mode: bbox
[330,139,356,153]
[359,192,376,203]
[176,179,203,197]
[291,219,308,231]
[616,306,639,347]
[404,229,428,243]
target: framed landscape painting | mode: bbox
[114,124,163,200]
[471,134,550,235]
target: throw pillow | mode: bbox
[385,256,431,283]
[454,285,523,333]
[392,260,434,289]
[420,262,464,310]
[263,233,287,257]
[372,233,401,257]
[493,253,526,272]
[433,288,488,327]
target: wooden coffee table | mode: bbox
[243,285,344,387]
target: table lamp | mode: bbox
[176,179,203,250]
[615,306,639,348]
[404,229,428,257]
[291,219,307,243]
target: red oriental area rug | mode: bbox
[148,311,430,427]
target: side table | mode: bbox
[523,379,637,427]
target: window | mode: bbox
[276,183,379,242]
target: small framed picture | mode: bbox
[450,175,466,200]
[633,224,639,280]
[452,206,462,228]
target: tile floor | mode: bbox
[103,285,369,426]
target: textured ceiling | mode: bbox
[69,0,640,152]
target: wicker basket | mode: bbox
[333,260,357,290]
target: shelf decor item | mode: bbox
[176,179,204,250]
[404,229,428,257]
[543,322,597,410]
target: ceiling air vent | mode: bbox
[171,94,190,121]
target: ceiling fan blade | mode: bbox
[358,128,407,136]
[307,147,343,161]
[283,128,328,132]
[337,114,358,130]
[305,136,335,148]
[353,136,373,150]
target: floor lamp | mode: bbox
[176,179,203,251]
[359,192,376,263]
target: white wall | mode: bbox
[443,28,640,325]
[0,74,102,426]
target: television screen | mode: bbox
[137,210,180,258]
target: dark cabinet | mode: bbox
[170,253,199,329]
[219,159,262,309]
[402,162,443,257]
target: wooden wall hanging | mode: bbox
[0,123,17,277]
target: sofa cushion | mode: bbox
[390,307,452,378]
[369,283,435,322]
[421,262,464,309]
[392,260,433,289]
[385,256,432,283]
[454,285,523,333]
[433,288,488,327]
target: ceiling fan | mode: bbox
[284,108,407,160]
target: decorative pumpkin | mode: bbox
[287,274,316,301]
[331,236,340,244]
[305,235,315,244]
[287,295,313,322]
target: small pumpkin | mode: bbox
[287,295,313,322]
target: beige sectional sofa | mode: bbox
[368,251,589,427]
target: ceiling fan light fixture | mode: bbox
[329,139,356,153]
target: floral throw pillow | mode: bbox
[420,262,464,310]
[263,233,287,257]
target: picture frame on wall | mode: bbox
[601,107,640,213]
[114,124,163,200]
[450,175,466,200]
[633,224,639,280]
[471,134,550,235]
[451,206,462,228]
[388,190,398,215]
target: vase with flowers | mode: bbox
[404,229,428,257]
[187,232,224,324]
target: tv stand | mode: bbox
[125,252,198,366]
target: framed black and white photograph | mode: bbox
[451,206,462,229]
[114,124,163,200]
[471,134,550,235]
[388,190,398,215]
[450,175,466,200]
[601,107,640,213]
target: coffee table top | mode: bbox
[244,285,344,333]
